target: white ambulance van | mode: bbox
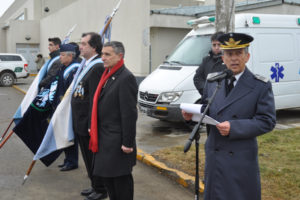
[138,13,300,122]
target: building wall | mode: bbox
[1,0,34,21]
[39,0,78,18]
[5,20,40,53]
[39,0,150,76]
[0,23,7,52]
[150,27,190,72]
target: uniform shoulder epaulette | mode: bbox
[254,74,269,83]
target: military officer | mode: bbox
[182,32,276,200]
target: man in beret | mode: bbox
[54,43,81,171]
[183,32,276,200]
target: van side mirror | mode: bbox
[165,55,169,59]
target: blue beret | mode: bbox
[59,44,76,53]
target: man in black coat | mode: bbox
[89,41,138,200]
[39,37,62,89]
[71,32,107,200]
[193,31,226,95]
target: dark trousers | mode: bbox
[76,133,106,193]
[63,137,78,167]
[102,174,134,200]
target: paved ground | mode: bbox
[0,77,196,200]
[2,75,300,200]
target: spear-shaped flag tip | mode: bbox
[22,175,28,185]
[22,160,36,185]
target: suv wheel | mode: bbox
[0,72,15,86]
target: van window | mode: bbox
[0,55,22,61]
[257,33,294,62]
[166,35,211,66]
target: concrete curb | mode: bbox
[12,85,27,95]
[137,149,204,193]
[12,84,204,193]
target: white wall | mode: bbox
[0,23,7,52]
[150,27,190,72]
[6,20,40,53]
[39,0,150,76]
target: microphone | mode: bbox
[207,69,233,82]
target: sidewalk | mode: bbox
[12,76,205,193]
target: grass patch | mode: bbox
[151,128,300,200]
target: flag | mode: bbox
[33,84,74,161]
[33,59,102,161]
[12,56,66,166]
[61,24,77,44]
[13,57,59,123]
[99,16,112,43]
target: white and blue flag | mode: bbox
[33,59,103,161]
[13,56,60,122]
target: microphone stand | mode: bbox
[183,80,222,200]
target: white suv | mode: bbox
[0,53,29,86]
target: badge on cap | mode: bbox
[218,32,254,50]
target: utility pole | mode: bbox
[215,0,235,32]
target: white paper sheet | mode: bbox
[180,103,220,125]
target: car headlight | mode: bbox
[157,91,183,103]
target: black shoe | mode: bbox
[60,165,78,171]
[58,163,65,168]
[84,192,108,200]
[81,188,94,196]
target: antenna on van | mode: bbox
[187,16,215,29]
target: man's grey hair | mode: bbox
[103,41,125,57]
[64,51,76,58]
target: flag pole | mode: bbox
[100,0,122,37]
[0,130,14,149]
[0,119,13,143]
[1,25,78,148]
[22,160,36,185]
[61,24,77,44]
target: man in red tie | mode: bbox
[90,41,138,200]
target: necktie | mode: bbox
[227,76,236,95]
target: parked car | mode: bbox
[0,53,29,86]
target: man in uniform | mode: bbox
[183,32,276,200]
[90,41,138,200]
[54,43,81,171]
[39,37,62,89]
[193,31,226,95]
[71,32,107,200]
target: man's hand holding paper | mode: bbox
[180,103,219,125]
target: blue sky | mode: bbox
[0,0,14,17]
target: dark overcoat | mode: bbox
[202,67,276,200]
[93,65,138,177]
[71,56,105,136]
[193,51,226,95]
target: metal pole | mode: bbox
[0,119,13,143]
[22,160,37,185]
[0,130,14,149]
